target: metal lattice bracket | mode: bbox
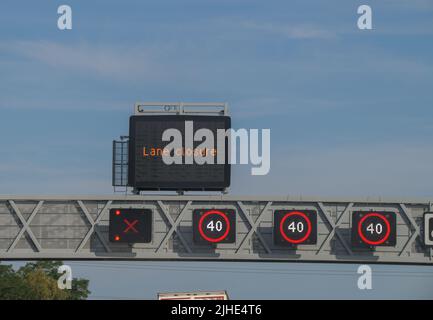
[76,200,113,253]
[236,201,272,254]
[156,201,192,253]
[7,200,43,252]
[317,202,353,256]
[316,203,354,255]
[398,203,422,256]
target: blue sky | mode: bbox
[1,0,433,299]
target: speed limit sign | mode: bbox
[193,209,236,244]
[352,211,396,248]
[274,210,317,245]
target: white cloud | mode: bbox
[241,21,336,40]
[0,40,160,79]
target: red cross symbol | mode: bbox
[123,219,139,233]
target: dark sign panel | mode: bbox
[424,212,433,246]
[274,210,317,245]
[352,211,396,248]
[193,209,236,244]
[128,115,231,191]
[109,209,152,243]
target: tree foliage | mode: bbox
[0,261,90,300]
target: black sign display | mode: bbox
[424,212,433,246]
[193,209,236,244]
[274,210,317,245]
[352,211,396,248]
[109,209,152,243]
[128,115,231,191]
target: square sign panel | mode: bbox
[274,210,317,246]
[193,209,236,244]
[128,115,231,191]
[424,212,433,246]
[352,211,396,248]
[109,209,152,243]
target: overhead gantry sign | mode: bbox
[0,195,432,264]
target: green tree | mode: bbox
[24,268,69,300]
[0,264,33,299]
[0,261,90,300]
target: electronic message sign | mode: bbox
[193,209,236,244]
[274,210,317,245]
[109,209,152,243]
[128,115,231,191]
[352,211,396,248]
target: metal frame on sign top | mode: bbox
[0,194,431,265]
[134,102,229,116]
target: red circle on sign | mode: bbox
[358,212,391,245]
[279,211,312,244]
[198,210,230,243]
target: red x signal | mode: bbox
[123,219,139,233]
[109,209,152,243]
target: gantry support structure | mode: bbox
[0,195,432,264]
